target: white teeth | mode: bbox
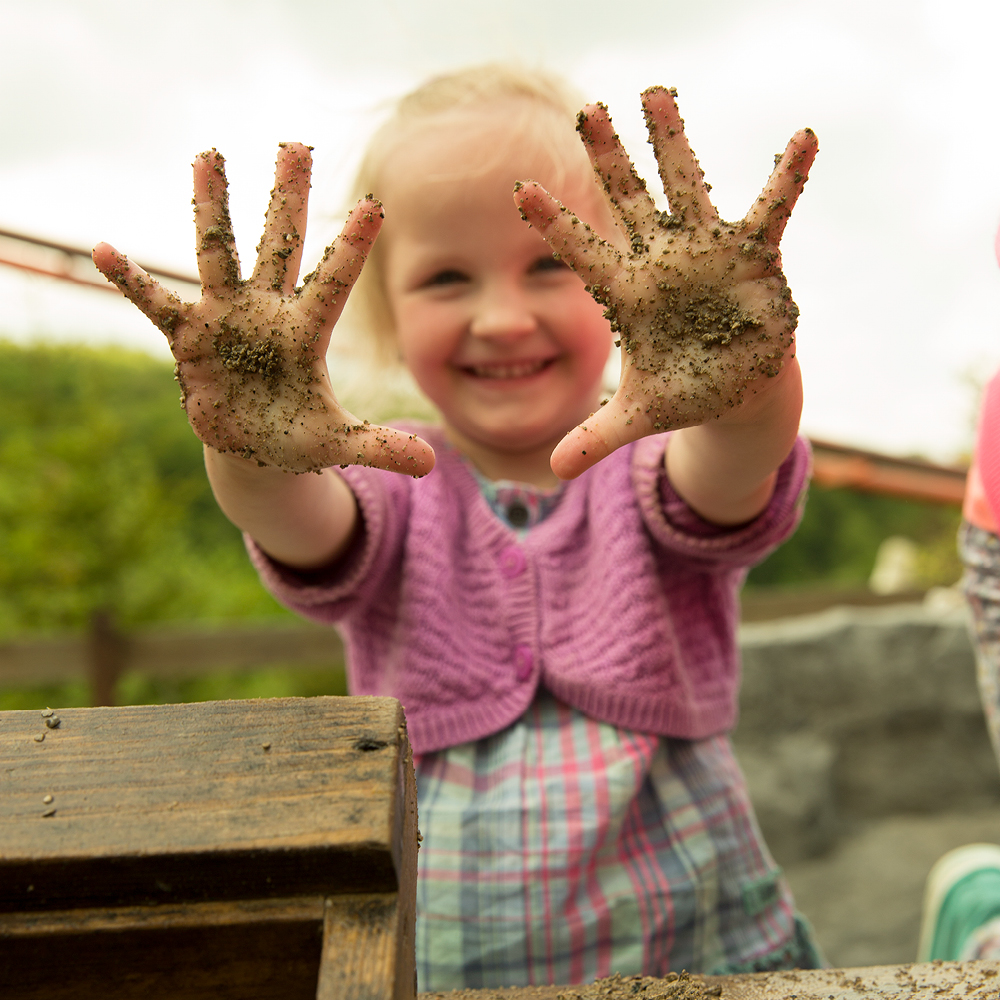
[469,360,547,379]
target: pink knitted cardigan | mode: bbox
[249,427,811,754]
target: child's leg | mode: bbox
[960,521,1000,768]
[914,523,1000,962]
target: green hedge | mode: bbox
[0,340,291,638]
[0,339,963,642]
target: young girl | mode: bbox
[94,65,822,990]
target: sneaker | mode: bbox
[917,843,1000,961]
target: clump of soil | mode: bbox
[681,290,760,348]
[586,260,798,432]
[610,279,764,354]
[213,326,285,392]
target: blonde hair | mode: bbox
[346,63,595,365]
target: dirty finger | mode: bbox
[251,142,313,295]
[641,86,718,228]
[296,197,384,329]
[745,129,818,245]
[576,103,659,246]
[192,149,242,293]
[92,242,188,346]
[325,421,437,478]
[515,181,625,300]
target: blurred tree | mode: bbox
[0,340,289,638]
[0,340,967,642]
[746,482,963,591]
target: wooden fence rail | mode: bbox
[0,616,345,706]
[0,590,935,707]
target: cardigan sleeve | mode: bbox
[245,463,412,625]
[975,370,1000,531]
[630,433,811,567]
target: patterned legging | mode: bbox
[959,521,1000,771]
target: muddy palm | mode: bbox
[93,143,434,477]
[516,87,818,480]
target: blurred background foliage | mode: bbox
[0,340,292,640]
[745,486,963,592]
[0,340,965,706]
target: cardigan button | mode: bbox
[514,645,534,681]
[498,545,526,579]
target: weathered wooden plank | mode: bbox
[414,962,1000,1000]
[317,715,419,1000]
[0,897,326,999]
[0,696,409,911]
[318,893,405,1000]
[0,896,325,936]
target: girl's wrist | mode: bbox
[709,356,801,431]
[203,445,303,483]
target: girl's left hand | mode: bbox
[93,144,435,478]
[516,87,817,479]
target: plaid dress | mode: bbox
[413,475,823,991]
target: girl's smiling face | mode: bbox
[376,104,616,483]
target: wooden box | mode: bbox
[0,696,418,1000]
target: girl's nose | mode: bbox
[469,288,539,340]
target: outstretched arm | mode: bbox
[516,88,816,523]
[94,144,434,566]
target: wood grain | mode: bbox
[0,897,325,999]
[0,695,420,999]
[318,893,404,1000]
[317,709,419,1000]
[0,697,408,911]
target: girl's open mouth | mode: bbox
[463,358,554,380]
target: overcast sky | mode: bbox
[2,0,999,460]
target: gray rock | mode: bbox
[733,603,1000,862]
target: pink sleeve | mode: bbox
[245,465,410,623]
[631,434,812,566]
[975,369,1000,531]
[963,459,999,532]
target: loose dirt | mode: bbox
[417,963,1000,1000]
[420,971,722,1000]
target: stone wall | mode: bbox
[733,602,1000,863]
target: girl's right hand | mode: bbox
[93,143,435,477]
[516,90,816,481]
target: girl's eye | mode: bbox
[530,254,570,274]
[424,269,468,287]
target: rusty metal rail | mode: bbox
[810,437,967,506]
[0,225,199,292]
[0,229,972,506]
